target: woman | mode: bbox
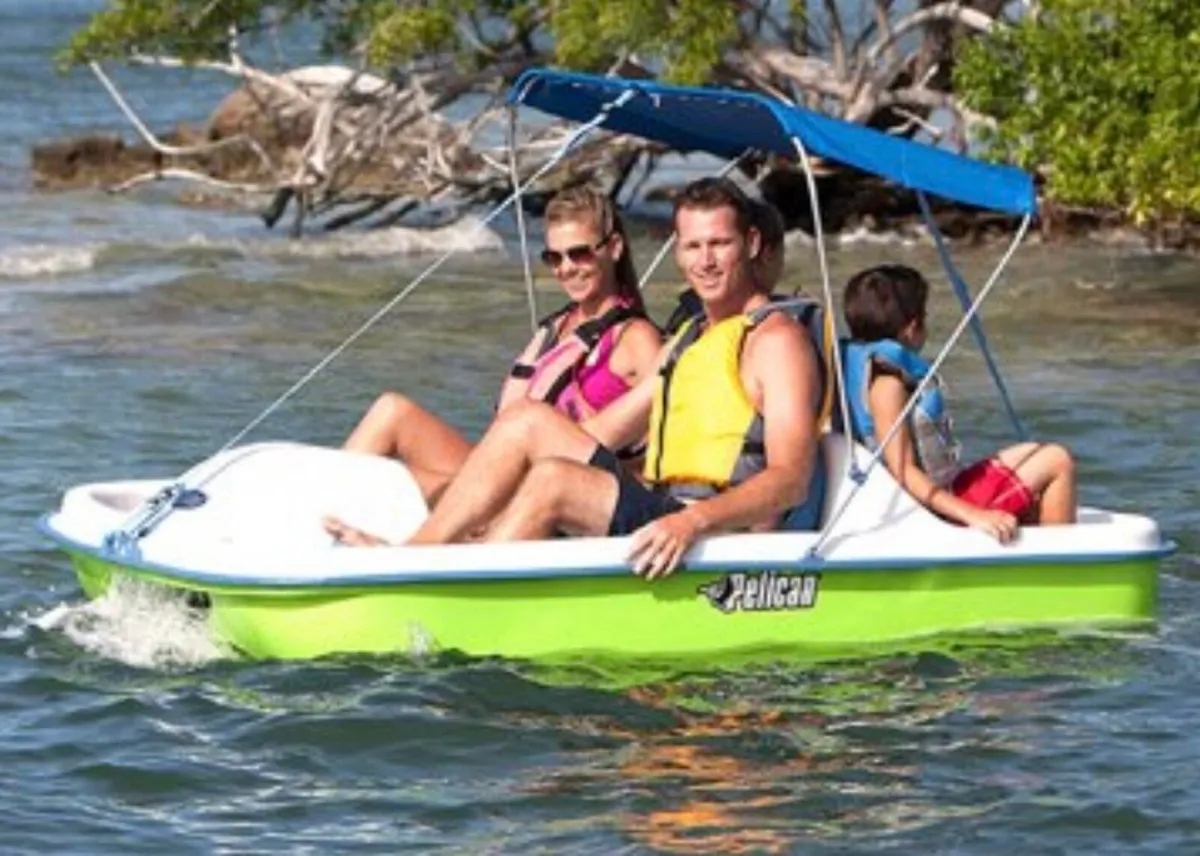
[339,187,662,507]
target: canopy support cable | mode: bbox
[789,135,856,486]
[916,191,1027,441]
[508,104,539,332]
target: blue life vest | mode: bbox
[840,339,962,487]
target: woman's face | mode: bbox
[542,217,620,305]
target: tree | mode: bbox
[956,0,1200,223]
[58,1,1016,234]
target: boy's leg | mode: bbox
[408,400,601,545]
[995,441,1077,525]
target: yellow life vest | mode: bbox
[644,314,763,491]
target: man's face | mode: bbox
[674,205,759,304]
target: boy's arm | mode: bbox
[868,376,1017,543]
[628,317,820,578]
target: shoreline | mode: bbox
[26,130,1200,254]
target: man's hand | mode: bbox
[628,506,708,579]
[963,507,1019,544]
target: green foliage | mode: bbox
[63,0,739,87]
[60,0,272,66]
[365,2,460,67]
[956,0,1200,220]
[550,0,738,84]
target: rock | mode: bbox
[31,133,160,189]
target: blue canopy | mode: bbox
[508,68,1036,216]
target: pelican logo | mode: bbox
[698,572,820,613]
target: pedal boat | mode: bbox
[38,69,1173,660]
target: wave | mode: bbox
[0,217,506,283]
[206,215,507,260]
[0,243,98,278]
[835,226,924,248]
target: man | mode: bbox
[325,177,824,579]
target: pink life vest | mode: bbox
[500,300,641,421]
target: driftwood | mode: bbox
[32,1,1105,240]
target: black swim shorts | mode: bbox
[587,445,685,536]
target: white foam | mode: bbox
[0,243,98,278]
[836,226,920,248]
[30,578,227,669]
[179,216,505,260]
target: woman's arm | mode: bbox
[608,317,664,386]
[495,327,550,414]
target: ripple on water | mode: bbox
[0,190,1198,853]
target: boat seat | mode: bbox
[100,442,431,550]
[816,432,946,534]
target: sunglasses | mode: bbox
[540,233,611,268]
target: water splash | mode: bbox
[29,577,228,669]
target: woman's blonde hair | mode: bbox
[544,186,644,314]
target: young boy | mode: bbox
[840,264,1077,543]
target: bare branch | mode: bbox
[866,2,997,67]
[872,0,899,66]
[734,46,853,102]
[107,167,273,195]
[878,85,997,129]
[89,61,273,170]
[822,0,848,77]
[886,106,945,139]
[128,53,313,105]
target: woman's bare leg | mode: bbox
[343,391,472,501]
[996,441,1077,525]
[408,400,600,545]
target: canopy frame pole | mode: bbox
[789,134,855,472]
[101,89,640,560]
[808,213,1033,558]
[508,104,539,332]
[916,191,1028,441]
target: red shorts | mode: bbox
[951,459,1036,521]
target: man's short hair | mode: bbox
[673,177,755,236]
[751,199,785,253]
[843,265,930,342]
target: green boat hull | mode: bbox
[67,549,1158,661]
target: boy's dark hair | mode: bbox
[751,199,786,254]
[843,264,930,342]
[673,177,755,236]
